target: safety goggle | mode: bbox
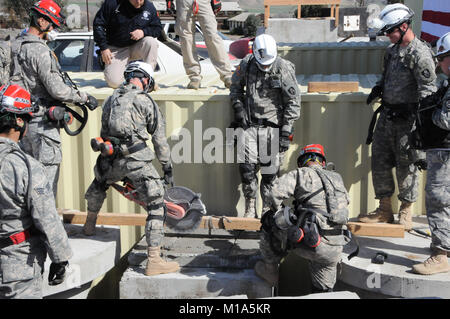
[300,154,324,167]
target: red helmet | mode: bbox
[0,84,34,116]
[297,144,326,167]
[31,0,65,28]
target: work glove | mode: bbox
[48,261,69,286]
[166,0,176,15]
[233,101,248,129]
[279,130,291,153]
[366,85,383,105]
[162,163,174,187]
[85,94,99,111]
[211,0,222,15]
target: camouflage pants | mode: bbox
[20,119,62,199]
[425,150,450,252]
[259,229,342,291]
[85,156,165,247]
[237,126,285,209]
[0,273,43,299]
[0,245,45,299]
[371,111,423,202]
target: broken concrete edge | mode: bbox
[42,224,121,297]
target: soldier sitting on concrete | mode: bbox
[83,61,179,276]
[255,144,351,293]
[0,84,72,298]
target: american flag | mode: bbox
[421,0,450,43]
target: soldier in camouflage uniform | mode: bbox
[411,33,450,275]
[255,144,350,292]
[9,0,98,198]
[359,4,437,230]
[83,61,179,276]
[230,34,301,218]
[0,84,72,299]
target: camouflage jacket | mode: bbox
[230,55,301,133]
[0,137,72,282]
[101,83,171,164]
[9,33,87,105]
[269,165,350,232]
[379,37,437,105]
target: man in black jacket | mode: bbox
[94,0,162,88]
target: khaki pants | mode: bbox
[104,36,159,88]
[175,0,232,82]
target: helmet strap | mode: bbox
[396,23,409,45]
[15,116,27,140]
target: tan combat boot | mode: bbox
[82,211,98,236]
[145,246,180,276]
[359,197,394,223]
[412,249,450,275]
[398,201,413,231]
[187,78,201,90]
[243,198,257,218]
[254,260,279,286]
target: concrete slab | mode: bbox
[339,216,450,298]
[120,267,272,299]
[267,291,360,299]
[120,230,272,299]
[43,223,121,298]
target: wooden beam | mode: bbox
[59,210,405,237]
[347,222,404,238]
[307,81,359,93]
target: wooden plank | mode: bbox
[347,222,404,238]
[307,81,359,93]
[59,210,405,237]
[59,209,146,226]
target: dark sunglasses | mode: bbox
[385,27,398,35]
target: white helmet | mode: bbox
[252,34,277,67]
[124,60,155,92]
[436,32,450,59]
[376,3,414,35]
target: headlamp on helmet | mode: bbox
[124,61,155,92]
[297,144,326,168]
